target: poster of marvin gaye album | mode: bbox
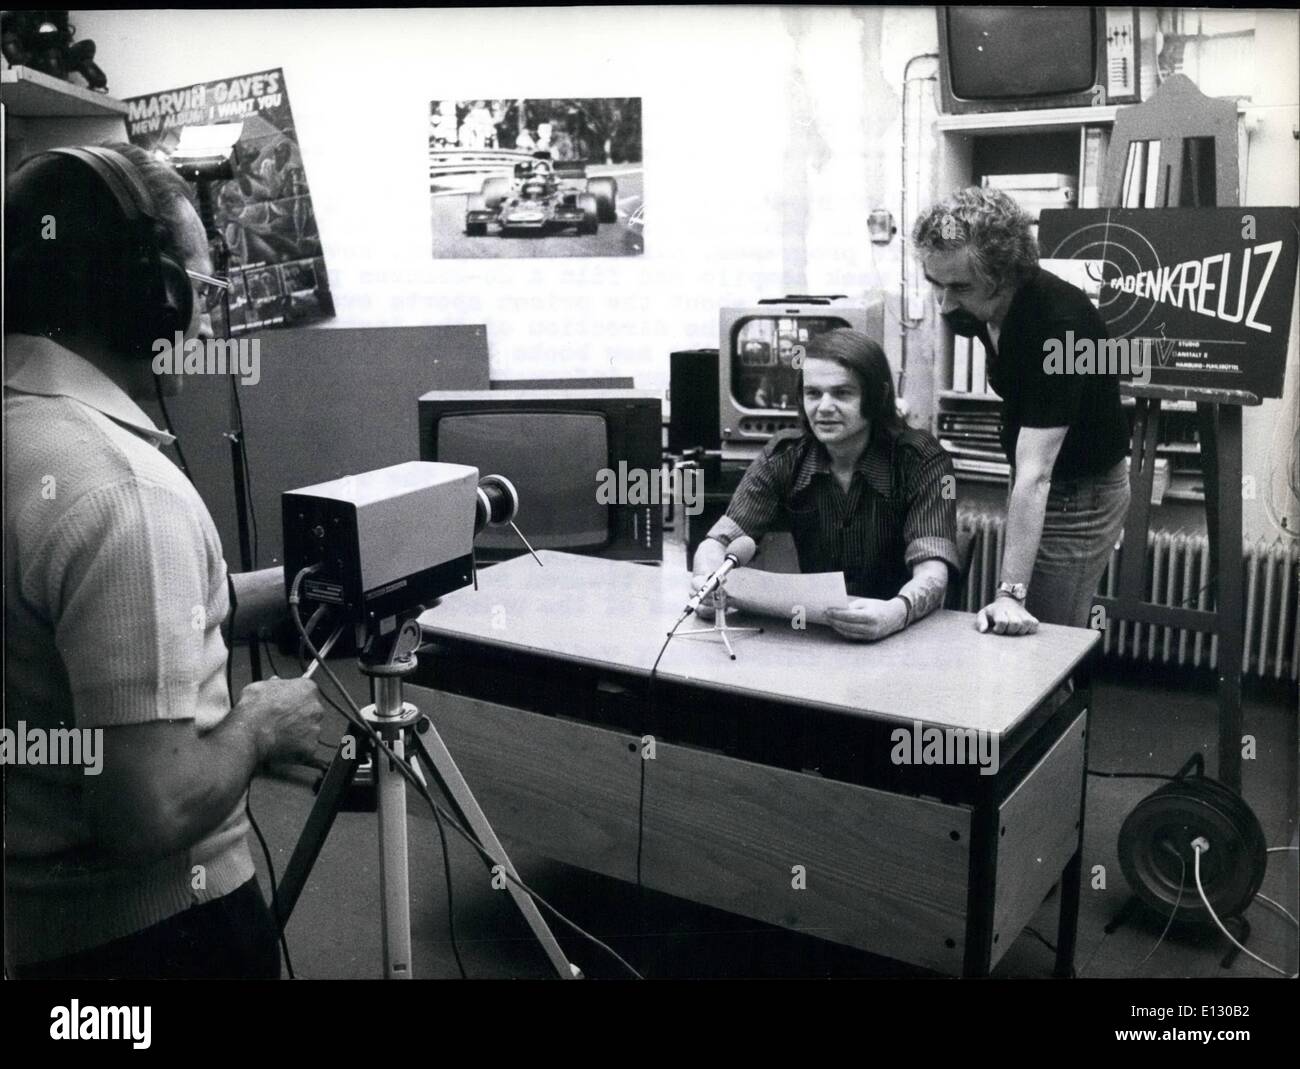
[124,68,335,334]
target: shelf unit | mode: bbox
[935,107,1119,490]
[934,105,1214,504]
[1,64,129,166]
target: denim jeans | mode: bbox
[1020,459,1131,629]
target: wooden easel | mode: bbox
[1096,384,1258,791]
[1091,76,1252,791]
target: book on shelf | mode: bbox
[982,173,1075,191]
[970,337,987,394]
[937,417,1001,434]
[1079,127,1106,209]
[1121,140,1159,208]
[952,457,1011,478]
[939,439,1008,463]
[952,335,970,392]
[981,173,1078,222]
[937,424,1000,439]
[1142,140,1162,208]
[1000,188,1077,220]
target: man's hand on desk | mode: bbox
[825,598,907,642]
[975,596,1039,636]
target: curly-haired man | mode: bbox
[913,187,1130,635]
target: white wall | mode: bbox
[1240,9,1300,540]
[59,6,1300,539]
[71,6,936,395]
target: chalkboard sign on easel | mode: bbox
[1039,76,1299,792]
[1038,204,1298,791]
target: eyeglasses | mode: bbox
[186,269,232,312]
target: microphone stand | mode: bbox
[676,575,763,661]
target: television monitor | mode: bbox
[719,294,885,461]
[938,7,1105,115]
[419,389,662,563]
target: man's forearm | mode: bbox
[225,565,287,644]
[897,560,949,623]
[691,536,728,576]
[1001,473,1052,588]
[89,706,264,861]
[165,704,264,850]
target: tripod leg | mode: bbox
[720,628,736,660]
[410,716,580,979]
[273,723,365,927]
[376,725,413,978]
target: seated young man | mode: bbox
[692,329,959,641]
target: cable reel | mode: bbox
[1118,753,1268,923]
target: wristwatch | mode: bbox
[996,581,1028,603]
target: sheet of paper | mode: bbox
[722,569,850,627]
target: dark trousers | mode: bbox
[14,878,281,979]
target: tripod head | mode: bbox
[358,617,423,678]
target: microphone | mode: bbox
[685,535,757,616]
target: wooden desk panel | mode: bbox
[641,742,971,974]
[418,688,643,883]
[423,552,1099,737]
[990,710,1088,968]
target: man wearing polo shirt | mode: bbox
[4,144,324,977]
[692,329,959,641]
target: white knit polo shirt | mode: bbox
[4,333,253,967]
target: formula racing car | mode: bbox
[465,153,618,237]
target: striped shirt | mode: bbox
[708,427,959,599]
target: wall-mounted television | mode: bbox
[938,7,1106,114]
[419,389,662,564]
[719,295,885,461]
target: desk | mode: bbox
[414,552,1098,976]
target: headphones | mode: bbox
[7,145,192,357]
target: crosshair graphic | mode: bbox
[1045,217,1163,338]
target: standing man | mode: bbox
[913,187,1131,635]
[4,143,325,977]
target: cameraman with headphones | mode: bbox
[4,143,325,978]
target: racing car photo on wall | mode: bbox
[430,95,642,259]
[465,153,617,237]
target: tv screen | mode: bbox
[729,314,855,411]
[942,7,1099,106]
[421,388,663,563]
[718,297,884,461]
[436,411,610,552]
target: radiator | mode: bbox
[956,511,1300,681]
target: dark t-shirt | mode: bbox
[982,267,1130,480]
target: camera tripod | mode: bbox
[272,618,580,979]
